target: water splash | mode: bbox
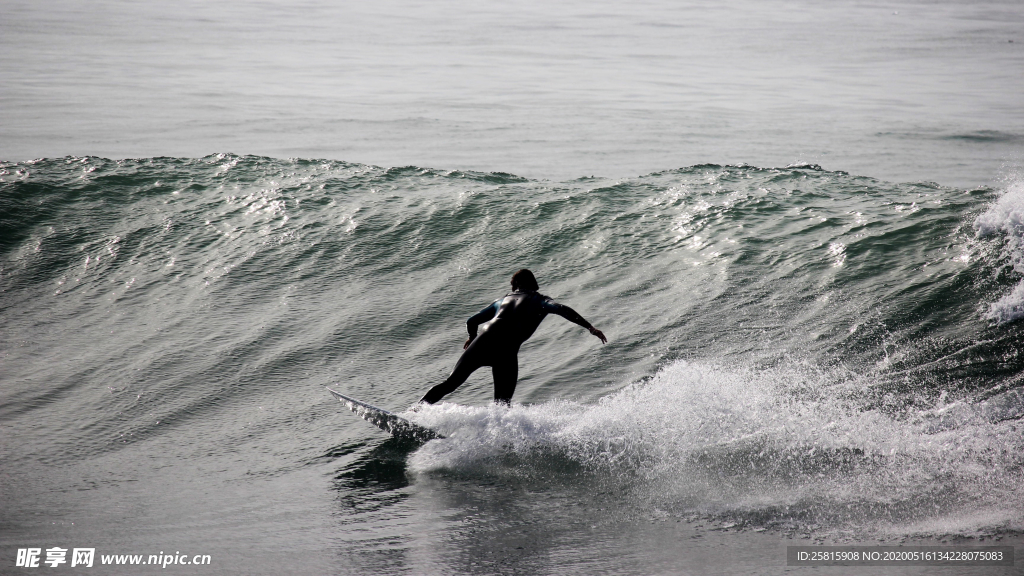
[405,360,1024,537]
[976,175,1024,323]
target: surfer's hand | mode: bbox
[464,338,472,350]
[590,326,607,344]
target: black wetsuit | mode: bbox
[420,290,595,405]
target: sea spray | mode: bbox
[406,360,1024,536]
[975,175,1024,323]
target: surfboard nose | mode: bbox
[327,387,444,441]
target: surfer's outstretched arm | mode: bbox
[541,300,607,344]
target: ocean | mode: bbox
[2,1,1024,575]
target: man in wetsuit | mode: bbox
[420,269,607,406]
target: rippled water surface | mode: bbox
[2,1,1024,574]
[2,0,1023,186]
[4,156,1024,574]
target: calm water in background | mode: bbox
[2,0,1023,186]
[3,1,1024,575]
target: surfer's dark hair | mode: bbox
[511,269,539,292]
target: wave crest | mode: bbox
[975,175,1024,323]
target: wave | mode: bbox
[3,155,1024,538]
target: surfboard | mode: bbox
[326,387,444,441]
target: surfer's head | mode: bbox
[511,269,539,292]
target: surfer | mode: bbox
[420,269,607,406]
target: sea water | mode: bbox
[2,1,1024,575]
[3,0,1023,187]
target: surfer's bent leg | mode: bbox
[491,355,518,406]
[420,345,487,404]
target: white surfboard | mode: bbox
[327,387,443,441]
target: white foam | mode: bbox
[975,176,1024,322]
[983,281,1024,324]
[402,360,1024,536]
[975,178,1024,237]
